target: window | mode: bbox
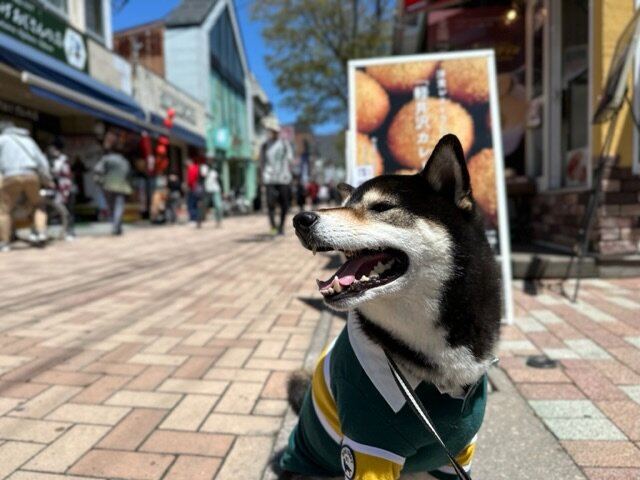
[85,0,104,39]
[558,0,589,189]
[209,8,245,96]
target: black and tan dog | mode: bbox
[278,134,501,480]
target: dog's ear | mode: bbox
[337,182,355,203]
[421,134,473,211]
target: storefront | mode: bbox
[134,63,208,173]
[164,0,257,207]
[395,0,640,256]
[0,24,152,221]
[0,0,209,224]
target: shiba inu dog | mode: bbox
[277,135,501,480]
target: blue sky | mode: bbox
[113,0,338,134]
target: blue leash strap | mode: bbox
[384,351,473,480]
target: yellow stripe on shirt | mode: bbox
[341,436,405,480]
[311,343,343,441]
[437,434,477,475]
[454,441,476,467]
[351,450,402,480]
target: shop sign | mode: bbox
[0,0,88,71]
[214,127,230,149]
[348,50,513,323]
[0,98,39,121]
[160,91,196,126]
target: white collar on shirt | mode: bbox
[347,311,422,413]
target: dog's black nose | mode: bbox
[293,212,319,232]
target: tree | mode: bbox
[252,0,394,127]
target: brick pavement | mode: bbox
[0,216,334,480]
[0,216,639,479]
[505,278,640,480]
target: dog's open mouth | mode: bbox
[316,248,409,299]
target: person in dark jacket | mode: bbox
[94,148,132,235]
[165,172,183,224]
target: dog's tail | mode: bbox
[287,369,312,415]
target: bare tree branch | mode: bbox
[252,0,393,127]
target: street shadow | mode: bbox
[297,297,347,321]
[234,234,277,243]
[523,255,543,296]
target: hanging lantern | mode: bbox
[167,107,176,118]
[156,144,167,156]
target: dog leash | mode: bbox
[384,351,473,480]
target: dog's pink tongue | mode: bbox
[316,253,390,290]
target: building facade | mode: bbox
[164,0,257,204]
[395,0,640,256]
[113,20,165,77]
[0,0,206,221]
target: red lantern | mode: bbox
[163,118,173,129]
[156,144,167,156]
[159,136,169,145]
[167,107,176,118]
[139,133,152,158]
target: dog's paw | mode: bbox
[270,448,293,480]
[287,369,312,415]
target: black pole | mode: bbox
[566,110,620,302]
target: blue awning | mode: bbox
[150,114,207,149]
[0,32,146,122]
[30,86,145,133]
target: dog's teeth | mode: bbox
[360,275,369,282]
[370,273,379,279]
[331,277,342,293]
[372,262,385,274]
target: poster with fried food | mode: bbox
[348,50,513,323]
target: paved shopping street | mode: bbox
[0,216,639,479]
[0,216,337,480]
[502,277,640,479]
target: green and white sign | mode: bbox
[0,0,88,71]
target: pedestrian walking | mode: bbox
[260,117,293,236]
[93,147,132,236]
[0,121,52,252]
[294,175,306,212]
[47,138,76,240]
[307,179,319,207]
[203,160,223,227]
[165,172,182,224]
[185,157,202,223]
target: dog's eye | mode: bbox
[369,202,395,213]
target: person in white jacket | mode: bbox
[0,121,52,251]
[202,160,223,227]
[260,118,293,236]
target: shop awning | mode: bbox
[150,114,207,149]
[29,85,145,133]
[0,32,149,131]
